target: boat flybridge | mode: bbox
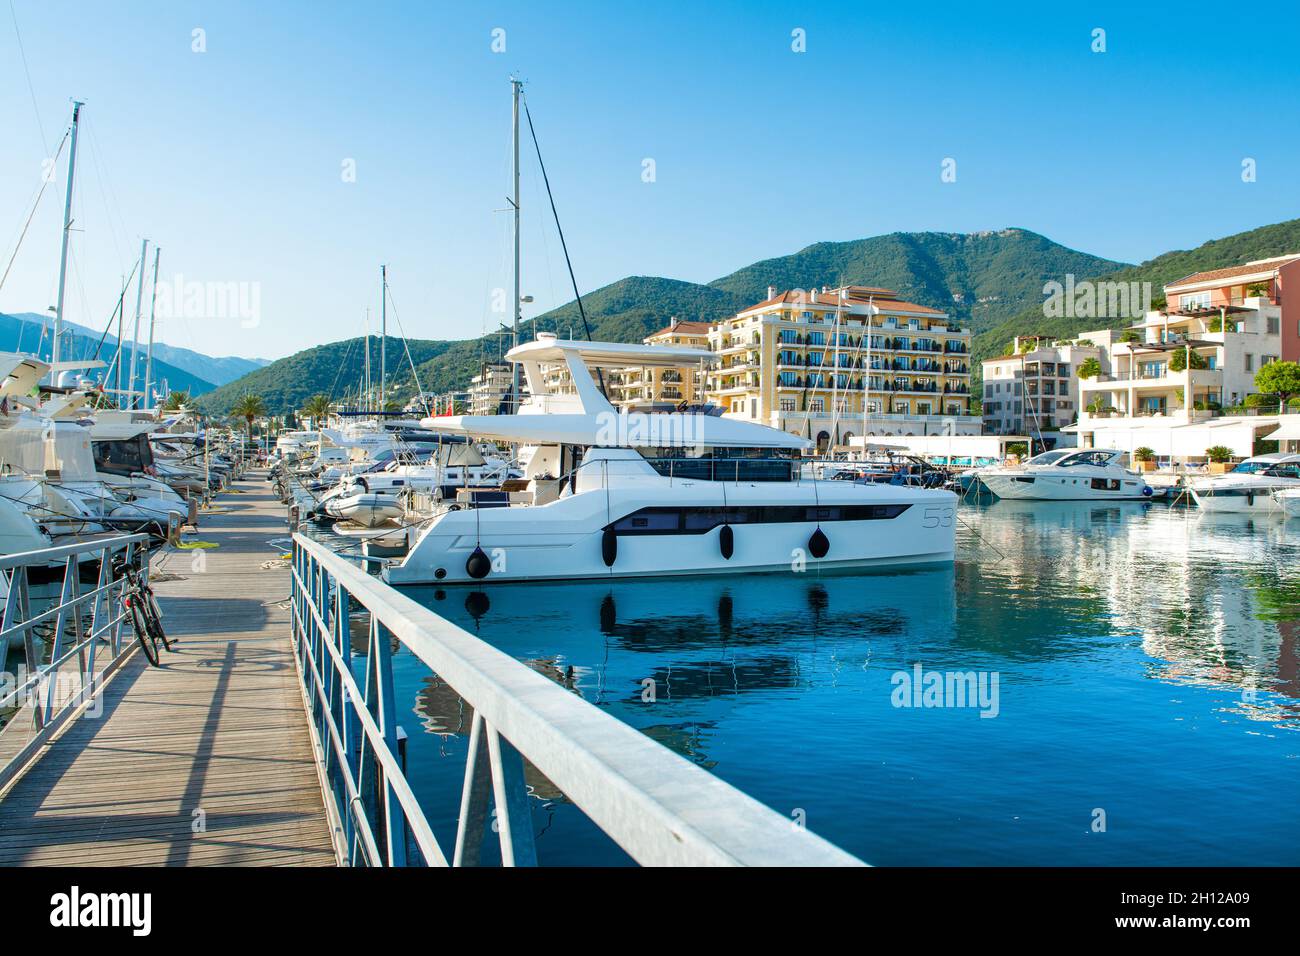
[381,335,957,584]
[979,448,1156,501]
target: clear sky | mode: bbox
[2,0,1298,361]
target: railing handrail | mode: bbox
[0,533,148,788]
[0,533,151,571]
[290,532,863,867]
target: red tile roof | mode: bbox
[739,286,946,316]
[1166,255,1300,289]
[646,320,711,337]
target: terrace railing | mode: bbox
[289,533,863,867]
[0,533,152,788]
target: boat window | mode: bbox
[635,446,798,482]
[610,503,912,534]
[92,435,152,476]
[1024,450,1069,466]
[1232,460,1272,474]
[1055,450,1116,468]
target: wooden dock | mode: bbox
[0,473,338,866]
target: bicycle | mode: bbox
[114,556,173,666]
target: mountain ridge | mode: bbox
[197,220,1300,416]
[0,311,268,391]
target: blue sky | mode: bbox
[2,0,1298,361]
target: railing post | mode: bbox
[453,711,492,867]
[365,617,406,866]
[486,725,537,867]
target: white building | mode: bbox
[1067,256,1299,461]
[981,336,1100,435]
[468,363,514,416]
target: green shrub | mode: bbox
[1134,446,1155,462]
[1169,349,1207,372]
[1206,445,1233,463]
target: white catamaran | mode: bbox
[381,336,957,584]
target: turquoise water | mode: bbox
[369,500,1300,865]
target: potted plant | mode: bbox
[1205,445,1234,474]
[1134,447,1157,472]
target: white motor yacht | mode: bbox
[1273,487,1300,517]
[980,448,1155,501]
[382,337,956,585]
[1189,453,1300,514]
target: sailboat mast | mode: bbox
[52,100,84,370]
[115,275,125,403]
[144,246,160,410]
[363,309,371,414]
[380,264,387,412]
[510,77,522,413]
[127,238,148,407]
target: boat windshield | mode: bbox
[1024,450,1070,466]
[1055,450,1120,468]
[1231,459,1293,475]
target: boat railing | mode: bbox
[0,533,152,788]
[289,532,862,867]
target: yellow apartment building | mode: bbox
[706,285,978,447]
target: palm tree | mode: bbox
[300,393,332,427]
[229,393,267,447]
[162,390,190,411]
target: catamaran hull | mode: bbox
[384,488,957,585]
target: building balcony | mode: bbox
[1079,368,1221,392]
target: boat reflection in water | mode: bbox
[386,500,1300,865]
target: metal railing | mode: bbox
[289,533,862,867]
[0,533,151,788]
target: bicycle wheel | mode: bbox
[127,596,161,666]
[141,595,171,653]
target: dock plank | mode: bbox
[0,472,337,866]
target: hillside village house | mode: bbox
[1067,254,1300,458]
[706,285,978,448]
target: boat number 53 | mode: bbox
[922,507,954,528]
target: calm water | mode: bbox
[353,501,1300,865]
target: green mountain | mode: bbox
[973,218,1300,366]
[530,276,746,341]
[202,221,1300,417]
[708,228,1125,334]
[197,335,459,415]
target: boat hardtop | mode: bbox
[420,335,808,452]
